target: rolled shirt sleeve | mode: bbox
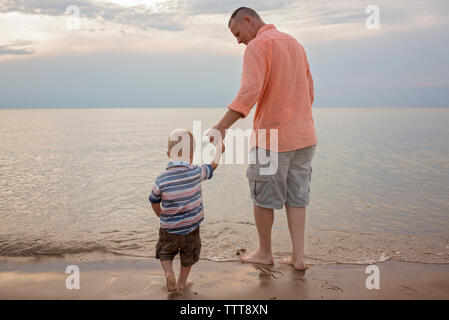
[200,164,213,181]
[306,57,314,105]
[228,43,269,118]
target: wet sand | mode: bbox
[0,256,448,300]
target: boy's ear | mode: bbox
[167,150,170,158]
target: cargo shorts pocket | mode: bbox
[180,227,201,266]
[297,168,312,203]
[308,167,312,192]
[247,167,273,205]
[156,228,179,260]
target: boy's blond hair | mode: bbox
[167,129,194,158]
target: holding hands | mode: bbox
[205,127,226,170]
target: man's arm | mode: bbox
[208,44,268,142]
[151,202,162,217]
[209,109,242,143]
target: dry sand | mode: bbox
[0,256,448,300]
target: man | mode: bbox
[208,7,317,271]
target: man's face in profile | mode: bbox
[229,17,255,45]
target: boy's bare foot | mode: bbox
[166,274,177,292]
[240,250,274,265]
[281,257,307,271]
[178,281,193,291]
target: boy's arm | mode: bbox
[151,202,162,217]
[210,142,225,171]
[149,181,162,217]
[198,140,225,181]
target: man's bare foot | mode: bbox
[178,281,193,290]
[281,257,307,271]
[166,274,177,292]
[240,250,274,265]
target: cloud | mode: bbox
[185,0,296,15]
[1,2,448,108]
[0,0,300,32]
[2,0,447,37]
[0,40,36,55]
[0,0,86,16]
[0,0,185,31]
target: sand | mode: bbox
[0,256,448,300]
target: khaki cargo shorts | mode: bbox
[247,145,316,209]
[155,226,201,267]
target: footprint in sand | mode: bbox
[106,275,119,287]
[247,265,284,280]
[399,285,416,294]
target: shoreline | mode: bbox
[1,255,448,300]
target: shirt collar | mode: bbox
[256,24,276,37]
[166,160,191,169]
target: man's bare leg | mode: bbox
[241,205,274,265]
[282,205,307,271]
[178,264,192,290]
[160,260,177,291]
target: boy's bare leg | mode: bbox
[160,260,177,291]
[241,205,274,265]
[178,264,192,290]
[282,205,307,271]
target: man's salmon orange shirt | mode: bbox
[228,24,317,152]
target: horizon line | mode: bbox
[1,106,449,110]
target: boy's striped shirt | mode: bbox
[149,160,213,235]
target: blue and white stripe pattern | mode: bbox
[149,160,213,235]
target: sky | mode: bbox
[0,0,448,108]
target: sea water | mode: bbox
[1,107,448,265]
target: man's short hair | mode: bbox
[228,7,260,27]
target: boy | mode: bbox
[149,128,224,291]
